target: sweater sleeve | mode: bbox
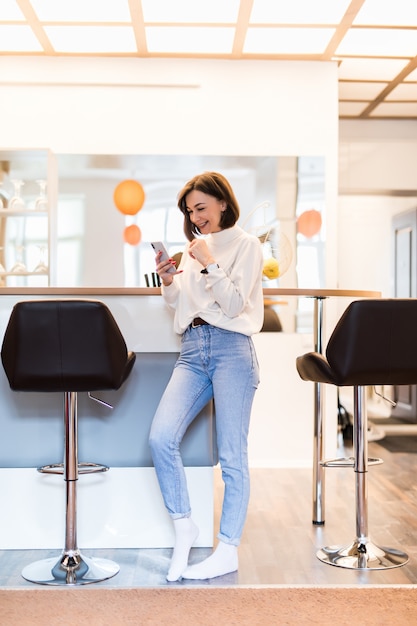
[203,237,263,318]
[161,279,179,308]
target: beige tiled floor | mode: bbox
[1,435,417,588]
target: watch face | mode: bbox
[207,263,218,273]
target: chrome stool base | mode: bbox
[317,539,409,570]
[22,550,120,586]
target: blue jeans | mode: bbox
[149,324,260,546]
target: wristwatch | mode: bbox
[201,263,219,274]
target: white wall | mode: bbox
[0,56,339,291]
[0,56,340,467]
[339,120,417,193]
[251,333,315,467]
[337,119,417,318]
[0,57,338,156]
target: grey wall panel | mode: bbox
[0,353,216,468]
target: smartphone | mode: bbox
[151,241,176,274]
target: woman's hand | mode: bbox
[155,251,181,286]
[188,239,215,268]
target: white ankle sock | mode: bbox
[182,541,238,580]
[166,517,199,582]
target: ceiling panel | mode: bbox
[337,58,408,81]
[249,0,352,24]
[352,0,417,26]
[0,0,415,119]
[370,102,417,117]
[338,81,388,100]
[141,0,241,23]
[335,28,417,57]
[386,84,417,101]
[29,0,132,22]
[243,27,335,54]
[405,68,417,82]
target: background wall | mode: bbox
[0,56,339,289]
[0,57,338,156]
[337,119,417,317]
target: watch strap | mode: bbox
[201,263,219,274]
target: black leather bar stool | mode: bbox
[296,298,416,570]
[1,299,136,585]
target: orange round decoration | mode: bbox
[123,224,142,246]
[113,179,145,215]
[297,209,322,238]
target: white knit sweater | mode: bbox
[162,226,264,336]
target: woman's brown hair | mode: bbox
[177,171,240,240]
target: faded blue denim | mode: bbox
[149,324,260,546]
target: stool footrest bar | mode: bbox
[320,456,383,468]
[37,462,109,475]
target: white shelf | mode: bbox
[0,148,55,287]
[0,271,48,278]
[0,209,48,217]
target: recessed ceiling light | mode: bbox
[146,27,234,54]
[0,25,43,52]
[370,102,417,117]
[338,81,387,100]
[250,0,352,24]
[244,28,335,54]
[141,0,240,23]
[337,58,411,81]
[405,68,417,81]
[336,28,417,57]
[30,0,131,22]
[1,0,25,20]
[385,83,417,101]
[353,0,417,26]
[44,26,137,53]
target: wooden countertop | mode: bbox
[0,287,381,298]
[263,288,381,298]
[0,287,161,295]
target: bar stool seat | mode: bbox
[296,298,417,570]
[1,299,136,585]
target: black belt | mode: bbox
[191,317,209,328]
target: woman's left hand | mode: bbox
[188,239,215,268]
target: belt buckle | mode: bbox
[191,318,199,328]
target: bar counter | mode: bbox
[0,287,215,550]
[0,287,378,549]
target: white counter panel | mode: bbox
[0,293,181,353]
[0,467,213,549]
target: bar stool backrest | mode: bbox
[1,299,136,392]
[325,298,417,386]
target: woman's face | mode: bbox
[185,189,225,234]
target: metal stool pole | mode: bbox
[312,296,325,524]
[22,392,120,585]
[317,386,409,569]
